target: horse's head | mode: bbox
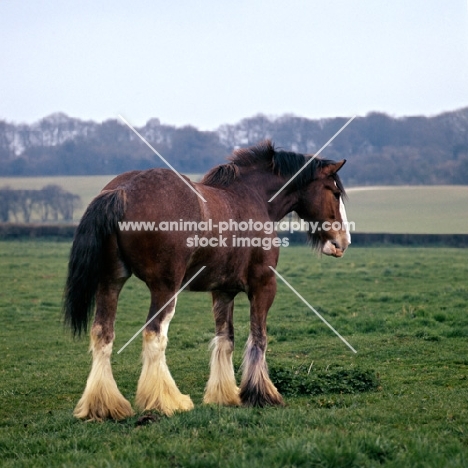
[295,159,351,257]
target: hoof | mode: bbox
[240,381,284,408]
[240,390,285,407]
[204,386,241,406]
[74,393,134,421]
[136,391,194,417]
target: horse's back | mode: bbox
[102,170,141,191]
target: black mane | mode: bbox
[201,140,346,195]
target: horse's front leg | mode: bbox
[240,273,284,407]
[135,290,194,416]
[204,291,241,406]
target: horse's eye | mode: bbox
[333,192,341,201]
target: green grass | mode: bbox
[1,241,468,467]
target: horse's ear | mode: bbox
[336,160,346,172]
[321,160,346,176]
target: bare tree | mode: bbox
[0,185,81,223]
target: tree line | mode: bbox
[0,109,467,185]
[0,185,81,223]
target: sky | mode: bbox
[1,0,468,130]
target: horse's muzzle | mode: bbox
[322,239,349,257]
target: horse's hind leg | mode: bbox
[136,288,194,416]
[204,291,240,406]
[74,274,134,421]
[240,273,284,407]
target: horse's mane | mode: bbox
[201,140,345,194]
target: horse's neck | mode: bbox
[227,178,298,222]
[266,193,298,221]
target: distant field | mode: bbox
[0,175,115,220]
[346,186,468,234]
[0,176,467,233]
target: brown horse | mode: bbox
[64,140,350,421]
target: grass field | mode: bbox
[0,175,118,220]
[1,241,467,467]
[346,186,468,234]
[0,175,467,233]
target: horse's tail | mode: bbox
[63,189,126,336]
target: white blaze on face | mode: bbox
[339,197,351,244]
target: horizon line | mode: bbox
[2,105,468,129]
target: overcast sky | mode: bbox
[1,0,468,130]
